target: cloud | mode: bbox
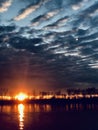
[14,4,40,21]
[71,0,86,11]
[0,25,16,32]
[1,0,98,89]
[45,10,59,19]
[14,0,55,22]
[31,9,60,28]
[8,36,43,53]
[0,0,12,13]
[72,5,81,10]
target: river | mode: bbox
[0,103,98,130]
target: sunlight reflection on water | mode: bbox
[18,104,24,130]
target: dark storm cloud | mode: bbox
[9,36,44,53]
[0,25,16,33]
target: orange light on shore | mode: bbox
[15,93,28,101]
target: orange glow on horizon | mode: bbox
[15,93,28,101]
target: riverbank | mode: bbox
[0,97,98,105]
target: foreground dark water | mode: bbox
[0,103,98,130]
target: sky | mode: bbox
[0,0,98,93]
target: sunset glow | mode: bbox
[15,93,28,101]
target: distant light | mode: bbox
[76,38,78,41]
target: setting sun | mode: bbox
[15,93,28,101]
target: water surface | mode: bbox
[0,103,98,130]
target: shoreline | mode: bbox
[0,97,98,105]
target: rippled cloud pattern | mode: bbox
[0,0,98,90]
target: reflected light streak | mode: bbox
[18,104,24,130]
